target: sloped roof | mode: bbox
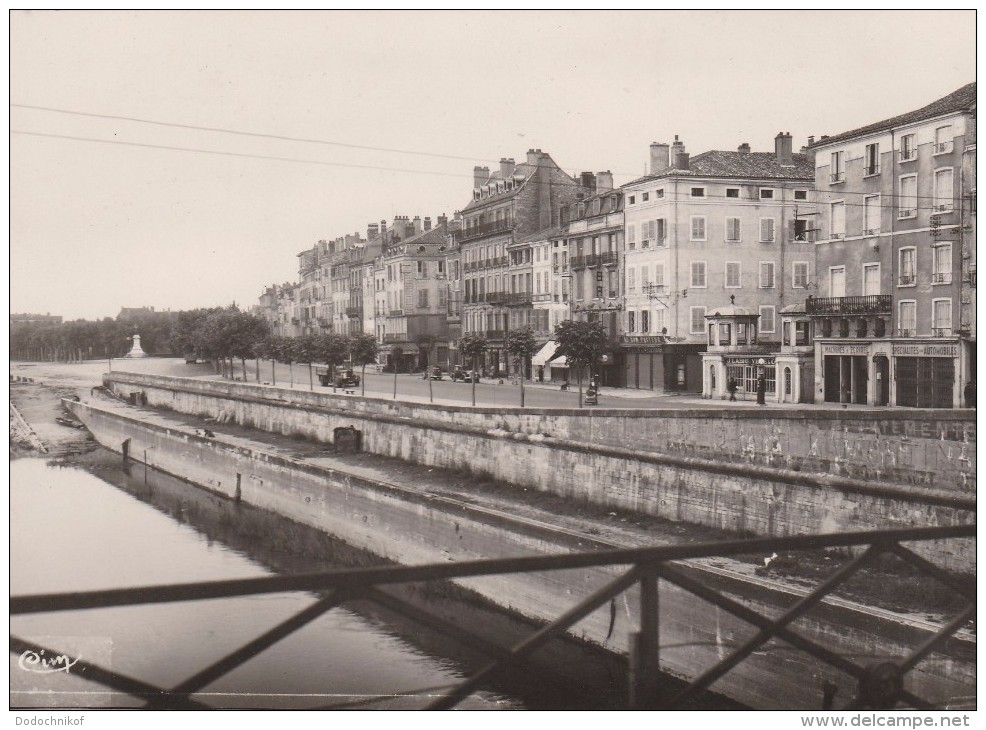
[811,82,976,148]
[461,161,537,212]
[516,224,565,243]
[625,151,813,187]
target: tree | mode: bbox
[459,332,488,407]
[391,345,404,399]
[553,319,608,408]
[415,333,438,403]
[313,333,349,391]
[349,333,379,397]
[506,326,538,408]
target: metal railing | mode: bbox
[10,525,974,710]
[805,295,892,316]
[455,220,514,243]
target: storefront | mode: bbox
[892,341,963,409]
[619,336,703,393]
[701,304,777,401]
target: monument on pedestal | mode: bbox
[124,333,148,358]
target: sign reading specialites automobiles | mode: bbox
[892,343,959,357]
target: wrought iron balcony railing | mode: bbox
[805,295,892,316]
[10,525,974,711]
[455,219,514,243]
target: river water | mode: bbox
[10,455,534,710]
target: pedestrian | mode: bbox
[727,376,737,402]
[756,373,767,406]
[964,380,976,408]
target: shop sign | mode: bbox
[892,343,958,357]
[821,344,870,355]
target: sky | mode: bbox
[9,10,977,321]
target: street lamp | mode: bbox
[756,358,767,406]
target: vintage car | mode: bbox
[316,367,360,388]
[450,367,479,383]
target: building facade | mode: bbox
[458,150,588,375]
[622,135,816,393]
[808,83,976,408]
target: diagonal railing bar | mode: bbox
[425,566,644,710]
[655,564,867,680]
[897,604,977,674]
[9,636,208,710]
[11,525,974,616]
[364,587,513,663]
[663,544,884,709]
[159,588,358,702]
[887,543,978,602]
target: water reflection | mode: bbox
[10,458,516,709]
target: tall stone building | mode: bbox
[808,83,976,408]
[457,150,589,374]
[622,135,816,394]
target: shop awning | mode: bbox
[549,354,568,367]
[532,340,559,367]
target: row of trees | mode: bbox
[461,319,607,408]
[10,317,176,362]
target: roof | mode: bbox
[624,151,813,187]
[461,161,537,212]
[811,82,976,148]
[516,224,564,243]
[705,304,755,318]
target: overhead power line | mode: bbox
[11,102,499,164]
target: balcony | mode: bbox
[455,219,514,243]
[933,141,954,155]
[571,254,601,269]
[863,164,880,176]
[932,272,952,284]
[599,251,619,266]
[898,274,916,286]
[345,307,363,318]
[863,228,880,236]
[898,209,916,219]
[830,232,844,240]
[502,292,533,305]
[485,291,507,305]
[383,333,408,343]
[805,295,891,316]
[532,293,552,302]
[898,149,917,162]
[897,328,915,337]
[933,203,954,213]
[830,172,845,184]
[933,327,953,337]
[388,309,404,317]
[484,329,506,340]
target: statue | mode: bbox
[124,333,148,358]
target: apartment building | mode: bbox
[622,135,815,393]
[458,150,587,375]
[808,83,976,408]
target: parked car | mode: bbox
[428,366,443,380]
[316,366,360,388]
[334,368,360,388]
[450,367,478,383]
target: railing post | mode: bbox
[629,568,661,709]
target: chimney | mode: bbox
[499,157,515,179]
[670,135,685,166]
[649,142,670,174]
[775,132,794,165]
[580,171,597,192]
[538,153,552,230]
[473,165,489,187]
[424,216,432,231]
[674,152,689,170]
[413,215,423,235]
[808,135,815,146]
[737,142,751,154]
[596,170,614,192]
[526,148,540,166]
[438,214,448,231]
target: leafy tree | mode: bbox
[553,319,608,408]
[459,332,488,407]
[348,333,379,396]
[506,326,538,408]
[313,333,349,391]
